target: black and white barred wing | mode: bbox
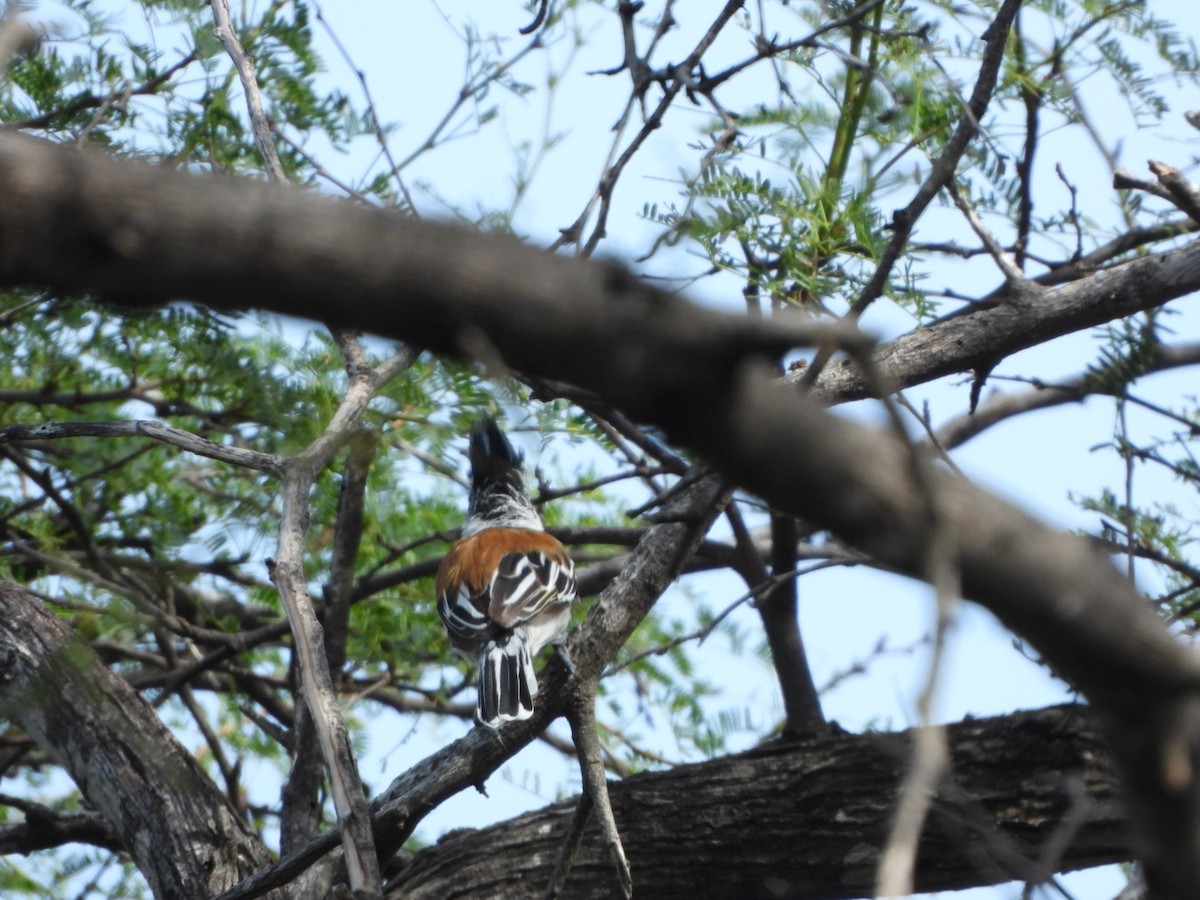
[489,549,576,627]
[437,580,493,648]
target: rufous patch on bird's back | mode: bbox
[436,527,571,594]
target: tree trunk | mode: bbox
[0,580,288,900]
[387,705,1127,899]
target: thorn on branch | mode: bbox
[969,364,993,415]
[519,0,550,35]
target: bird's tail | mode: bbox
[478,632,538,725]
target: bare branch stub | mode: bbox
[1148,160,1200,224]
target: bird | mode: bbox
[436,416,576,726]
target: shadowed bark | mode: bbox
[388,705,1125,899]
[0,581,290,900]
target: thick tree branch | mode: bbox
[0,131,862,412]
[387,705,1126,899]
[0,800,121,855]
[797,239,1200,401]
[0,581,289,900]
[1,131,1195,417]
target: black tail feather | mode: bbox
[478,633,537,726]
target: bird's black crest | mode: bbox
[470,417,523,482]
[467,417,533,526]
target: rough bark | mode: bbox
[0,580,288,900]
[0,131,1198,420]
[800,245,1200,402]
[388,705,1126,899]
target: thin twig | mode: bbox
[838,311,961,898]
[0,420,285,476]
[944,180,1036,290]
[210,0,287,183]
[311,1,416,212]
[605,563,844,676]
[9,49,197,130]
[931,341,1200,451]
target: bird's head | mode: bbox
[464,417,543,535]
